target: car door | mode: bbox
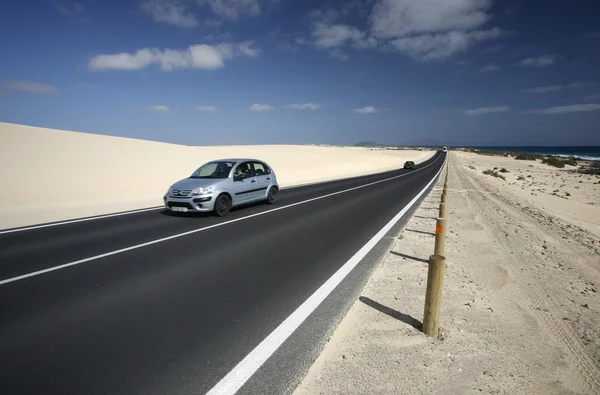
[251,161,272,200]
[231,161,258,204]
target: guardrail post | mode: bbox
[434,218,446,256]
[423,254,446,337]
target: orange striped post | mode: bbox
[434,218,446,256]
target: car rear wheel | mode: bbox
[214,194,232,217]
[267,187,277,205]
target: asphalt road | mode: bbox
[0,151,445,395]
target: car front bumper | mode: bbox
[164,195,214,212]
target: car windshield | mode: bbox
[190,161,236,179]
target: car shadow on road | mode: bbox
[389,251,429,264]
[404,228,436,236]
[159,201,270,219]
[359,296,422,331]
[160,209,212,218]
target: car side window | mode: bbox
[234,161,255,179]
[252,162,268,176]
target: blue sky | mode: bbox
[1,0,599,146]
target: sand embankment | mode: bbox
[0,122,434,229]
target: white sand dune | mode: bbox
[0,122,435,229]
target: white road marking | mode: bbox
[0,154,441,286]
[0,207,163,235]
[206,156,446,395]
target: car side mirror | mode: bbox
[234,174,242,182]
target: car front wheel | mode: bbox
[214,194,232,217]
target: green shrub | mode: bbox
[468,149,508,157]
[514,153,539,161]
[542,157,566,168]
[483,169,506,181]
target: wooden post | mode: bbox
[423,254,446,337]
[438,202,446,219]
[434,218,446,256]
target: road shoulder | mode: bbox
[293,153,600,395]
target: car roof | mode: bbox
[211,158,264,163]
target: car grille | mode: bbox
[170,189,193,197]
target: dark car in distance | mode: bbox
[403,161,415,169]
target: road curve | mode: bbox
[0,152,445,395]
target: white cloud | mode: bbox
[249,104,275,111]
[141,0,199,28]
[464,106,510,115]
[237,41,261,57]
[287,103,322,110]
[329,48,350,61]
[312,22,364,48]
[89,43,257,71]
[370,0,493,38]
[1,80,60,95]
[352,36,378,49]
[389,28,505,61]
[524,85,563,94]
[479,64,501,73]
[567,81,596,89]
[197,106,219,111]
[305,0,503,62]
[517,55,556,68]
[308,7,342,24]
[522,82,595,94]
[151,105,170,112]
[524,104,600,115]
[308,7,376,52]
[197,0,278,20]
[352,106,387,114]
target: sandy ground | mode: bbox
[458,151,600,239]
[294,151,600,395]
[0,122,434,229]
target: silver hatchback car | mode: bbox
[164,158,279,216]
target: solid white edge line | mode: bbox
[0,153,436,235]
[205,156,446,395]
[0,154,442,286]
[0,207,164,235]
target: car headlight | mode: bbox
[192,186,213,196]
